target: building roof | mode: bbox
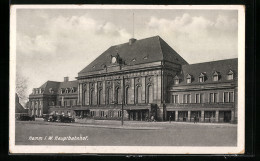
[30,80,78,96]
[78,36,188,76]
[172,58,238,86]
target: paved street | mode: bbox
[15,121,237,146]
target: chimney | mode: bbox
[129,38,136,45]
[64,77,69,82]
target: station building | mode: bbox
[28,36,237,123]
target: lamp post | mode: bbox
[121,76,125,126]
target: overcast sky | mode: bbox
[16,8,238,101]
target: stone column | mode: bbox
[153,75,158,103]
[231,110,235,123]
[175,111,178,121]
[201,110,204,122]
[157,74,162,104]
[215,110,219,123]
[32,101,35,116]
[188,111,191,122]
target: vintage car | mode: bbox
[47,115,58,122]
[57,115,75,123]
[18,115,35,121]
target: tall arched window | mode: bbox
[107,88,112,104]
[136,86,142,104]
[125,87,129,104]
[83,90,87,105]
[90,90,94,105]
[98,89,103,105]
[147,85,153,103]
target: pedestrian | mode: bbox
[169,115,172,123]
[194,116,196,124]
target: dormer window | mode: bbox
[173,75,180,85]
[65,88,69,93]
[227,70,234,80]
[60,89,64,94]
[132,58,136,62]
[198,73,206,83]
[71,87,75,93]
[213,71,220,81]
[111,56,117,64]
[143,56,148,60]
[49,88,54,94]
[186,74,192,84]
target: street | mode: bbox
[15,121,237,146]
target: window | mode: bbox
[108,111,114,117]
[90,111,96,117]
[199,77,204,82]
[171,95,178,103]
[199,73,206,83]
[200,94,204,103]
[118,111,122,117]
[224,92,234,102]
[213,75,218,81]
[187,78,191,84]
[147,85,153,103]
[183,94,191,103]
[227,74,233,80]
[174,79,179,85]
[210,93,218,103]
[100,111,105,117]
[195,94,200,103]
[227,70,234,80]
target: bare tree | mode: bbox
[16,72,28,104]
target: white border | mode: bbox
[9,5,245,154]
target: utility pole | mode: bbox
[121,76,125,126]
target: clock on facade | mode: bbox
[111,56,117,64]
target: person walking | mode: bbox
[169,115,172,123]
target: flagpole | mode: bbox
[121,76,124,126]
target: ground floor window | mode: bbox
[90,111,96,117]
[204,111,216,122]
[100,111,105,117]
[219,111,231,122]
[108,111,114,117]
[118,111,122,117]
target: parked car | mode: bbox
[57,115,75,123]
[18,115,35,121]
[47,115,58,122]
[42,114,49,121]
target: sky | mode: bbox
[15,8,238,103]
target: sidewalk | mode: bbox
[17,119,237,130]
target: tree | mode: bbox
[16,72,28,105]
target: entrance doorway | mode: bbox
[219,111,231,123]
[191,111,201,122]
[129,110,149,121]
[178,111,188,122]
[204,111,216,123]
[166,111,175,121]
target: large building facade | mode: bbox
[28,36,237,123]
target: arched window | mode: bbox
[98,89,103,105]
[115,87,121,104]
[147,85,153,103]
[136,86,142,104]
[125,87,129,104]
[107,88,112,104]
[90,90,94,105]
[83,90,87,105]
